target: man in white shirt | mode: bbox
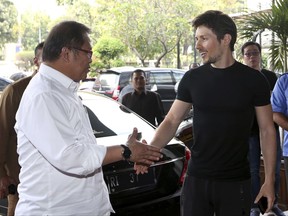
[14,21,162,216]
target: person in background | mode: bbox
[121,69,165,127]
[271,69,288,205]
[14,21,161,216]
[118,83,133,102]
[189,62,200,69]
[135,10,277,216]
[241,41,285,216]
[0,41,44,201]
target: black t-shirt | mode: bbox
[177,61,270,181]
[250,69,278,135]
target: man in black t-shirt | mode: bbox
[135,10,277,216]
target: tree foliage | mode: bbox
[93,0,246,67]
[0,0,17,49]
[95,0,198,67]
[6,0,249,69]
[15,50,34,71]
[56,0,75,5]
[19,12,50,50]
[237,0,288,72]
[94,36,127,68]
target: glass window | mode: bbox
[172,71,185,82]
[119,72,132,87]
[149,71,173,85]
[81,93,155,141]
[95,74,119,91]
[99,74,118,87]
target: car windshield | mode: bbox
[79,92,156,144]
[98,74,118,89]
[149,71,173,85]
[173,70,186,82]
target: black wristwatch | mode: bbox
[121,144,132,161]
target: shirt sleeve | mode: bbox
[271,75,288,114]
[176,70,193,103]
[16,92,107,176]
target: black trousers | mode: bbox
[181,175,251,216]
[284,156,288,195]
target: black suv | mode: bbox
[94,67,186,114]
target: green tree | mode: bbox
[94,0,246,68]
[19,12,50,50]
[94,36,127,68]
[37,0,247,68]
[15,50,34,71]
[237,0,288,72]
[0,0,17,48]
[56,0,75,5]
[96,0,197,67]
[58,0,100,45]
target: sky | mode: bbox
[11,0,65,19]
[247,0,272,11]
[10,0,273,13]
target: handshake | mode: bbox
[124,127,163,174]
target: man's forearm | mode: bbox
[150,118,179,149]
[260,127,276,183]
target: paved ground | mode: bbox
[261,210,288,216]
[1,197,287,216]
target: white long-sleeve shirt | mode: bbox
[15,64,113,216]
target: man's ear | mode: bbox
[33,57,38,66]
[223,34,232,47]
[61,47,70,62]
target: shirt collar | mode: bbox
[39,64,79,93]
[132,89,147,96]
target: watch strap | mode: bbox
[120,144,132,161]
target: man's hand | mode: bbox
[133,139,151,174]
[254,182,275,213]
[126,128,162,166]
[134,163,150,175]
[0,176,16,199]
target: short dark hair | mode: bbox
[192,10,237,51]
[131,69,146,79]
[42,21,91,62]
[34,41,44,56]
[241,41,261,55]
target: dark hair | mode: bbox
[241,41,261,55]
[131,69,146,79]
[192,10,237,51]
[42,21,91,62]
[34,41,44,56]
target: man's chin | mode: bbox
[202,59,209,64]
[202,58,215,65]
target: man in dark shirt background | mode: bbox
[121,69,165,127]
[241,41,284,216]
